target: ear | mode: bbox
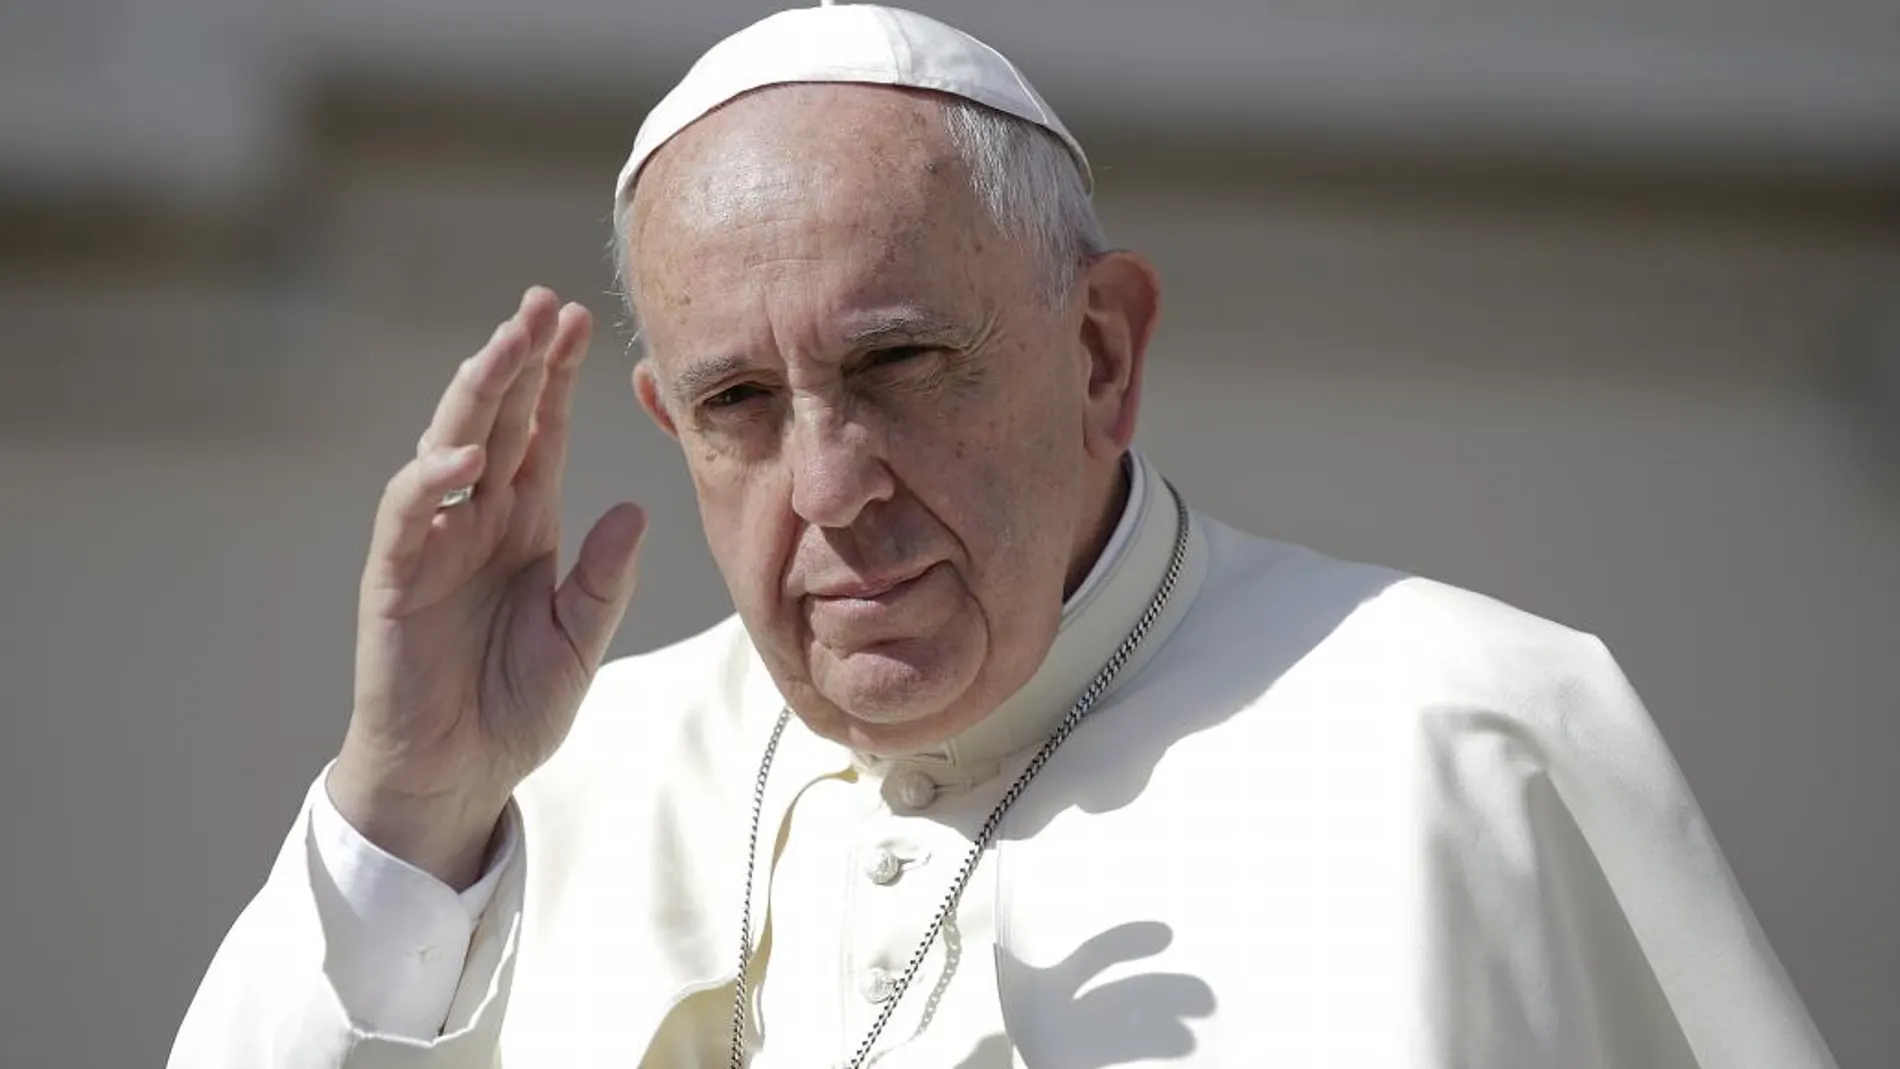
[1077,250,1162,461]
[633,359,680,440]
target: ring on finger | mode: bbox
[438,486,475,510]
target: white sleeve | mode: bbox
[308,770,520,1040]
[170,771,527,1068]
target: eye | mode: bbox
[862,345,929,370]
[704,382,769,410]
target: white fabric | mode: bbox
[307,771,520,1038]
[170,450,1837,1067]
[612,2,1091,204]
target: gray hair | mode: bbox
[610,94,1107,321]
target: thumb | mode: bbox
[554,502,648,668]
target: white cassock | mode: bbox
[170,451,1836,1068]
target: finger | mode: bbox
[517,302,594,496]
[416,287,557,456]
[368,444,487,583]
[417,322,528,458]
[478,289,564,493]
[552,502,647,668]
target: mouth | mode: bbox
[806,563,937,602]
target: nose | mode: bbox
[787,401,896,529]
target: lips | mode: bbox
[806,563,935,601]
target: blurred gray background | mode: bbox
[2,1,1896,1066]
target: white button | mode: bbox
[864,848,903,885]
[887,770,937,812]
[858,967,897,1003]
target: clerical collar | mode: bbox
[864,449,1195,786]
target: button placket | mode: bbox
[839,767,968,1046]
[857,966,897,1004]
[864,847,903,885]
[861,841,933,886]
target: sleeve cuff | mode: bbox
[308,763,522,1040]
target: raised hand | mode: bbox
[328,287,647,888]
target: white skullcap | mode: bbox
[613,2,1090,205]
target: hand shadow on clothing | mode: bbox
[988,920,1215,1068]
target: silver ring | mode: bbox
[438,486,475,510]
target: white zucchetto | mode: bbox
[613,2,1090,204]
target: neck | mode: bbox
[1064,454,1132,600]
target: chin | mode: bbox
[821,636,980,725]
[769,585,1001,750]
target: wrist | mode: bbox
[325,750,508,890]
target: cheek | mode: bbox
[919,401,1077,590]
[686,445,797,615]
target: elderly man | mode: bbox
[171,4,1834,1068]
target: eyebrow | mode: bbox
[669,353,757,408]
[840,308,963,350]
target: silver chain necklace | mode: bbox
[728,485,1191,1069]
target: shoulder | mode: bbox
[1175,517,1666,820]
[1360,574,1625,700]
[1188,513,1635,726]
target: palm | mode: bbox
[365,487,575,779]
